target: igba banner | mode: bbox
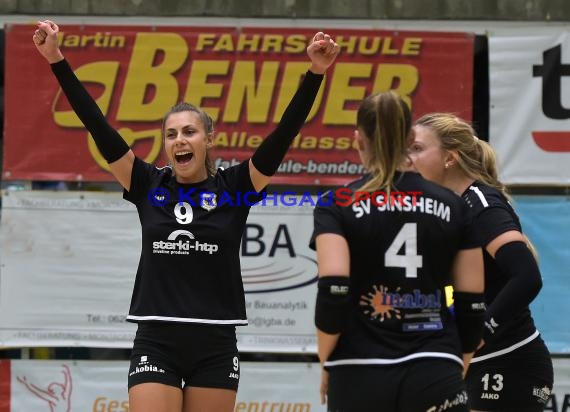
[3,24,474,185]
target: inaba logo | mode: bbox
[240,223,317,293]
[532,44,570,151]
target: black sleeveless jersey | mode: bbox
[462,182,539,359]
[311,172,478,367]
[124,157,262,325]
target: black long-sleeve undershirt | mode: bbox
[250,70,324,176]
[51,59,129,163]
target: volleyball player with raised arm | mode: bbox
[34,20,339,412]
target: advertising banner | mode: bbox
[1,192,568,353]
[516,195,570,353]
[0,191,318,352]
[4,24,474,185]
[0,360,323,412]
[0,358,569,411]
[489,31,570,184]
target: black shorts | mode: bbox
[128,322,240,391]
[466,335,553,411]
[327,358,469,412]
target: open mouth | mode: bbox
[175,151,194,165]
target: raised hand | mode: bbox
[307,31,340,74]
[33,19,64,64]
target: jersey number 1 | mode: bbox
[385,223,423,278]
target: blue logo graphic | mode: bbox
[148,188,171,207]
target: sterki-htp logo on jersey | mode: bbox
[153,229,219,255]
[532,44,570,151]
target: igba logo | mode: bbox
[241,223,317,293]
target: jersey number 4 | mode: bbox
[385,223,423,278]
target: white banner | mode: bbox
[238,196,319,352]
[489,30,570,184]
[7,360,129,412]
[549,358,570,412]
[1,360,325,411]
[1,358,569,411]
[0,191,139,348]
[0,190,318,352]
